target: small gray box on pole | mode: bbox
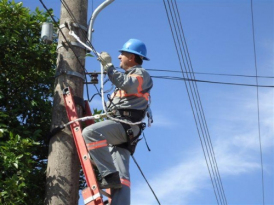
[41,22,53,44]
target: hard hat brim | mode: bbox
[119,49,150,61]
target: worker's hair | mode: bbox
[134,54,143,65]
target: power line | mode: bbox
[151,75,274,88]
[41,0,103,102]
[250,1,265,204]
[39,0,86,73]
[163,0,227,204]
[169,1,227,203]
[146,68,274,79]
[38,0,88,77]
[40,1,161,203]
[58,0,96,102]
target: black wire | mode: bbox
[164,1,222,204]
[181,1,225,202]
[163,0,228,204]
[39,0,88,74]
[39,0,92,101]
[59,0,109,103]
[146,68,274,79]
[132,155,161,205]
[43,1,161,203]
[172,0,227,203]
[59,0,114,102]
[151,75,274,88]
[58,0,95,102]
[250,1,265,204]
[59,0,101,58]
[88,93,100,102]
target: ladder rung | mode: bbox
[82,187,101,205]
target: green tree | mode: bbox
[0,0,57,204]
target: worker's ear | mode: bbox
[129,53,135,61]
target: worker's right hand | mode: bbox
[98,52,113,71]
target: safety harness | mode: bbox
[112,109,146,155]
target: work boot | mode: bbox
[99,171,122,189]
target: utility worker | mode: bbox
[82,39,153,205]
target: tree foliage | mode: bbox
[0,0,57,204]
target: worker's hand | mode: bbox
[98,52,113,71]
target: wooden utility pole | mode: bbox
[45,0,88,204]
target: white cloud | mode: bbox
[151,113,179,129]
[132,89,274,205]
[132,150,208,205]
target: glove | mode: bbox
[98,52,113,71]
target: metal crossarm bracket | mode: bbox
[59,22,88,32]
[55,69,85,80]
[57,41,86,50]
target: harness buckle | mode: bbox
[123,110,131,117]
[127,128,133,136]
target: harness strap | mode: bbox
[117,122,146,155]
[113,109,146,123]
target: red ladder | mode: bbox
[63,87,111,205]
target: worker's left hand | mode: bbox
[98,52,113,70]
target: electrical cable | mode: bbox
[131,155,161,205]
[146,68,274,79]
[57,0,152,127]
[59,0,106,102]
[38,0,92,101]
[250,1,265,204]
[163,0,228,204]
[164,1,223,204]
[172,1,228,203]
[40,1,160,203]
[176,0,228,203]
[150,75,274,88]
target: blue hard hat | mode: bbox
[119,39,150,61]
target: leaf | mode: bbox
[16,154,24,159]
[85,53,94,58]
[13,162,18,169]
[0,129,4,137]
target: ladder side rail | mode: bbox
[84,100,112,204]
[63,88,104,205]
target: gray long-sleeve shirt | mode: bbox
[106,65,153,111]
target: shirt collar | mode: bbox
[125,65,142,74]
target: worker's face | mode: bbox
[118,51,135,70]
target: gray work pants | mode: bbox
[82,119,140,205]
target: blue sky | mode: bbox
[19,0,273,204]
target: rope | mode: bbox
[100,64,146,126]
[132,155,161,205]
[62,113,111,128]
[69,30,146,126]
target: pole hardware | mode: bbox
[57,21,87,50]
[55,69,85,80]
[87,0,115,43]
[41,22,53,44]
[57,41,86,50]
[85,71,107,84]
[59,22,88,32]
